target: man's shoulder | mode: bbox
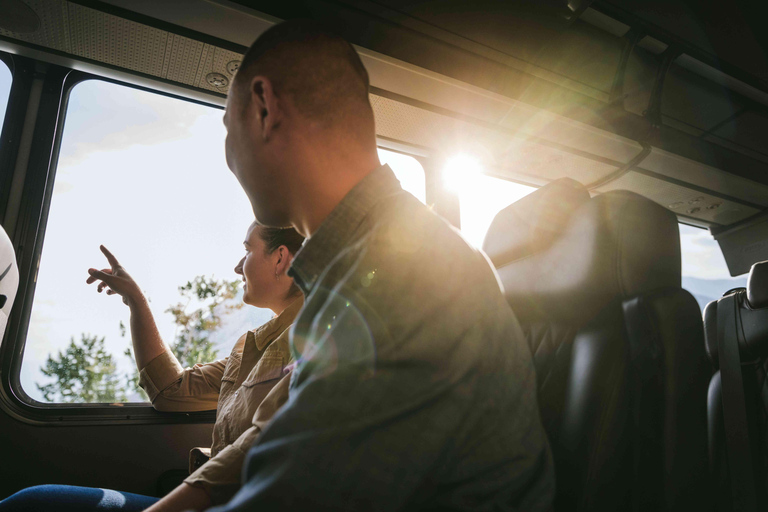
[328,192,502,301]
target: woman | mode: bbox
[0,222,305,512]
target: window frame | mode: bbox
[0,58,226,425]
[0,51,531,425]
[0,52,33,226]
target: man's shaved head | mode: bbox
[224,20,380,236]
[234,20,373,127]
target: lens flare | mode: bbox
[443,154,483,193]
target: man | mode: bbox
[214,20,554,511]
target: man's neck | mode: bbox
[292,154,380,238]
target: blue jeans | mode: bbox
[0,485,160,511]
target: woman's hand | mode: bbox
[86,245,143,307]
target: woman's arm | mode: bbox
[87,245,169,370]
[125,293,167,370]
[87,245,223,410]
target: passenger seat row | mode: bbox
[483,178,712,511]
[704,261,768,511]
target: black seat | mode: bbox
[483,178,711,511]
[0,225,18,337]
[704,261,768,511]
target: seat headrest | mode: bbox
[747,260,768,309]
[493,190,681,325]
[483,178,590,267]
[0,226,19,336]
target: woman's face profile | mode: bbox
[234,224,280,308]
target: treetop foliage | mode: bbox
[39,275,242,403]
[38,333,125,403]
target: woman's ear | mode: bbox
[274,246,292,276]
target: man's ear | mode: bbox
[248,75,281,142]
[274,246,292,276]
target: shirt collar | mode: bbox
[247,295,304,351]
[288,164,402,293]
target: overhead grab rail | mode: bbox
[586,142,651,191]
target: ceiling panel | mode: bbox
[662,61,746,133]
[0,0,70,52]
[640,146,768,208]
[68,3,168,77]
[594,171,760,225]
[496,138,617,184]
[711,110,768,158]
[371,94,619,184]
[164,34,204,85]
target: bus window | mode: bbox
[378,148,426,204]
[679,223,747,312]
[0,59,10,129]
[453,170,535,249]
[22,79,269,404]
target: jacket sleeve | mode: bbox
[139,350,225,412]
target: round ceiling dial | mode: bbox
[206,73,229,88]
[226,60,241,75]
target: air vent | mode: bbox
[226,60,240,75]
[206,72,228,88]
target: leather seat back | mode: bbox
[484,179,711,511]
[705,261,768,511]
[0,226,19,337]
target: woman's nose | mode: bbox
[234,257,244,274]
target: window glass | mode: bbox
[377,148,426,203]
[680,223,747,312]
[23,80,267,404]
[0,59,10,129]
[456,173,536,248]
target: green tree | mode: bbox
[39,275,242,403]
[37,334,126,403]
[166,275,242,367]
[124,275,242,400]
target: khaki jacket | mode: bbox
[138,297,303,504]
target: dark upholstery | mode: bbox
[484,179,711,511]
[704,300,720,371]
[705,261,768,510]
[493,190,682,325]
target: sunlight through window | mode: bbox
[443,154,483,193]
[679,223,747,312]
[443,155,536,249]
[378,148,426,203]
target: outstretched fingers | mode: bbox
[86,267,113,284]
[100,245,121,268]
[87,269,117,294]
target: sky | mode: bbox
[0,61,745,403]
